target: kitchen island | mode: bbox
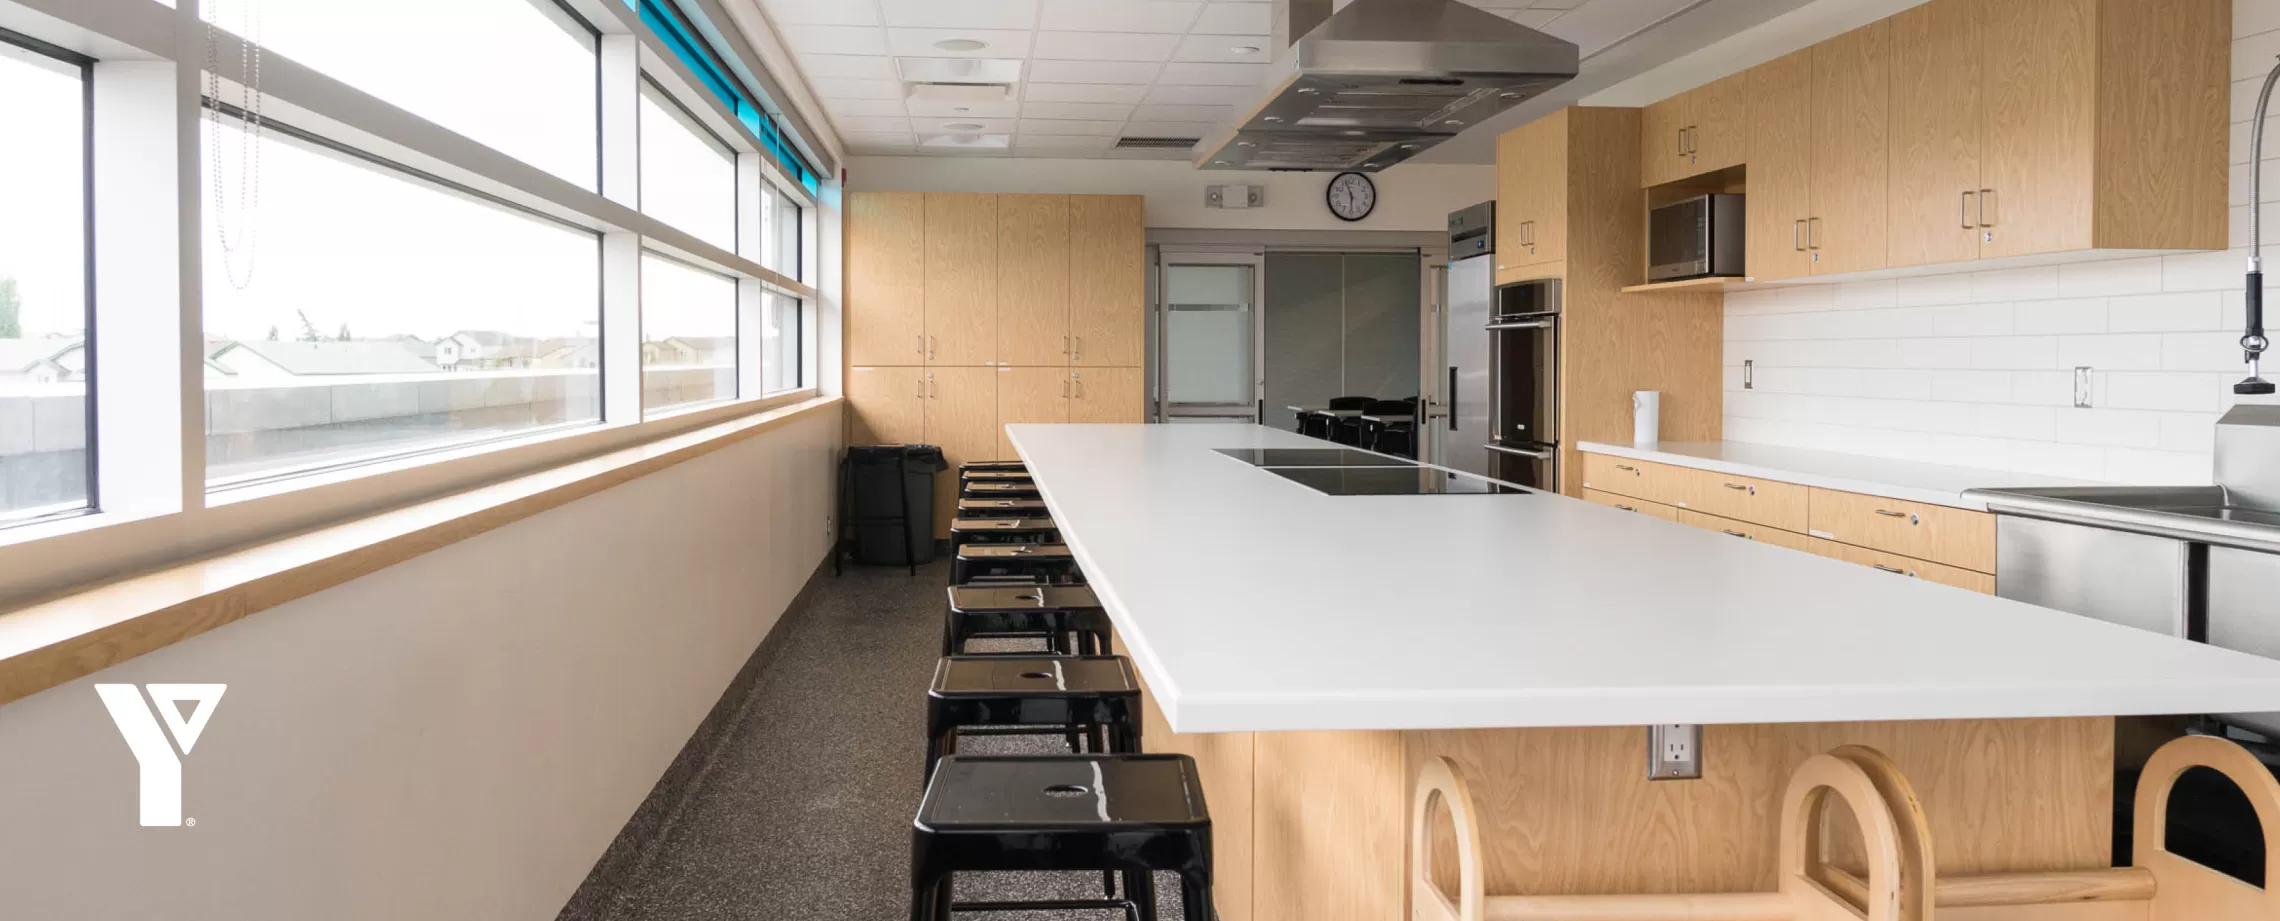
[1005,423,2280,921]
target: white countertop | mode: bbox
[1576,440,2102,510]
[1009,423,2280,734]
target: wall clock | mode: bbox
[1325,171,1376,222]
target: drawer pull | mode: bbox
[1721,529,1752,539]
[1615,504,1638,512]
[1870,564,1916,577]
[1722,482,1755,494]
[1873,509,1920,525]
[1613,464,1638,473]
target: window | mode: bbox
[238,0,599,189]
[639,81,736,252]
[762,183,801,281]
[640,253,736,412]
[200,121,602,486]
[0,38,89,523]
[762,292,800,394]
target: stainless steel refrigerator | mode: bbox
[1439,202,1561,490]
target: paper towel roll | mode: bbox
[1633,391,1660,446]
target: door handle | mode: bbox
[1871,564,1915,577]
[1978,188,1994,228]
[1072,336,1083,361]
[1722,482,1755,494]
[1792,219,1803,252]
[916,335,924,356]
[1614,503,1638,512]
[1061,379,1069,397]
[1960,191,1974,230]
[1484,443,1554,460]
[1062,335,1070,355]
[927,336,937,360]
[1612,463,1638,473]
[1447,367,1458,432]
[926,375,936,398]
[1677,128,1687,156]
[1721,529,1752,539]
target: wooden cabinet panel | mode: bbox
[1678,509,1814,553]
[1887,0,1983,269]
[1496,127,1530,279]
[1069,195,1145,368]
[2090,0,2229,252]
[1069,366,1144,423]
[1496,111,1566,281]
[1640,92,1689,187]
[845,365,924,446]
[1810,21,1890,276]
[1582,488,1681,522]
[925,366,1000,536]
[1981,0,2095,258]
[1746,51,1815,282]
[1677,467,1809,533]
[1579,454,1689,508]
[994,367,1068,459]
[1807,487,1996,573]
[847,192,927,366]
[924,193,998,366]
[1813,538,1996,594]
[995,195,1071,367]
[1690,73,1748,176]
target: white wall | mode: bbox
[846,155,1494,232]
[0,407,840,921]
[1721,1,2280,484]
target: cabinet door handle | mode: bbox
[1871,564,1914,577]
[1677,128,1687,156]
[1809,217,1821,250]
[1074,378,1085,398]
[926,375,936,398]
[1978,188,1994,228]
[1873,509,1921,525]
[1062,335,1070,355]
[1061,379,1069,397]
[1723,482,1754,494]
[1072,336,1082,361]
[1613,464,1638,473]
[1614,504,1638,512]
[1721,529,1753,539]
[916,378,926,398]
[1960,191,1975,230]
[916,335,925,356]
[927,336,937,360]
[1792,219,1804,252]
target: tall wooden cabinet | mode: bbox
[846,191,1147,535]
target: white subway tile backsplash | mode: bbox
[1718,1,2271,483]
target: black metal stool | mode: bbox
[949,517,1059,555]
[945,584,1108,656]
[959,497,1048,519]
[952,542,1076,585]
[960,460,1026,474]
[910,753,1214,921]
[962,480,1043,500]
[960,469,1032,482]
[924,655,1140,778]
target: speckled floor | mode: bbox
[562,559,1184,921]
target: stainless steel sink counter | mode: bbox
[1962,484,2280,555]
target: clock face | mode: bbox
[1326,172,1376,222]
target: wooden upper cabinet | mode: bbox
[1982,0,2096,258]
[1495,110,1567,282]
[847,192,926,366]
[996,194,1071,366]
[1746,50,1815,282]
[1070,366,1145,423]
[1069,195,1145,367]
[1640,91,1690,188]
[1887,0,1984,268]
[1689,73,1747,177]
[1495,127,1529,280]
[923,193,998,366]
[1809,20,1890,276]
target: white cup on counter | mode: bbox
[1633,391,1660,446]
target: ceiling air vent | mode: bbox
[1114,136,1202,150]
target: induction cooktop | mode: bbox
[1265,465,1516,495]
[1215,447,1417,468]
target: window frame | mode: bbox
[0,28,98,529]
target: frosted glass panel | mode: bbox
[1165,265,1252,308]
[1161,263,1255,407]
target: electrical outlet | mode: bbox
[2073,366,2095,408]
[1648,724,1702,780]
[1743,359,1754,390]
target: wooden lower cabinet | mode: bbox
[1812,537,1996,594]
[1582,488,1679,521]
[845,366,925,446]
[1807,487,1996,572]
[924,367,998,535]
[1579,453,1689,508]
[1675,467,1808,532]
[994,367,1069,459]
[1069,366,1143,423]
[1677,509,1814,553]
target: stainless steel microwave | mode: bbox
[1646,193,1745,282]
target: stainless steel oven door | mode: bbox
[1487,314,1558,446]
[1484,441,1557,492]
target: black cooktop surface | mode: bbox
[1215,447,1416,468]
[1265,466,1513,495]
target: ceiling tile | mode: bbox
[835,115,915,133]
[1103,146,1193,160]
[759,0,881,26]
[779,24,890,56]
[1034,31,1182,62]
[1025,83,1150,104]
[1156,62,1269,86]
[1132,103,1233,122]
[905,97,1023,118]
[825,97,912,117]
[1190,2,1271,35]
[1143,83,1251,105]
[1016,118,1130,136]
[886,27,1035,57]
[1172,33,1273,63]
[1118,120,1221,137]
[1013,133,1115,150]
[1029,60,1163,84]
[844,135,917,154]
[798,53,899,80]
[1540,0,1686,56]
[1020,100,1138,121]
[809,77,905,100]
[1040,0,1201,33]
[877,0,1038,30]
[913,116,1019,134]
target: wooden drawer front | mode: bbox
[1678,510,1814,553]
[1677,468,1808,532]
[1583,489,1680,522]
[1807,488,1994,572]
[1812,539,1995,594]
[1580,454,1688,507]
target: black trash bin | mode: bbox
[840,444,948,571]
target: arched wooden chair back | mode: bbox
[2133,735,2280,921]
[1779,751,1924,921]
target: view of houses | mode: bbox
[0,330,739,387]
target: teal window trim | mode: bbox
[631,0,821,192]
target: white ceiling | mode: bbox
[745,0,1702,161]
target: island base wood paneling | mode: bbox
[1113,630,1257,921]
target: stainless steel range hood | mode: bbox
[1195,0,1578,172]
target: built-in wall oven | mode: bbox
[1485,279,1560,490]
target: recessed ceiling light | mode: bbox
[1263,115,1283,123]
[1230,45,1261,55]
[1236,140,1256,147]
[1443,119,1464,126]
[1342,130,1364,136]
[1296,87,1317,94]
[945,122,986,131]
[1213,159,1229,165]
[933,38,988,52]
